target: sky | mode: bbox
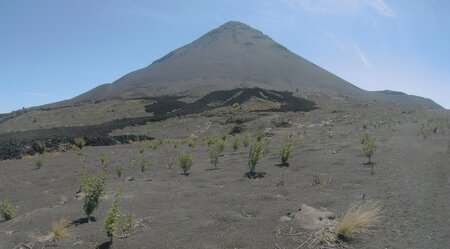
[1,0,449,113]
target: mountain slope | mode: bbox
[69,21,441,109]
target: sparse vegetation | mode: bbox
[248,140,265,173]
[104,191,121,244]
[278,140,292,166]
[179,153,194,175]
[50,218,70,241]
[361,131,377,164]
[116,164,124,178]
[73,137,86,149]
[34,156,45,169]
[232,137,240,151]
[34,140,47,154]
[121,213,135,235]
[187,137,198,148]
[0,200,19,221]
[209,146,220,169]
[81,171,105,222]
[141,158,148,173]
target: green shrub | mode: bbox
[34,156,45,169]
[278,141,292,166]
[34,140,46,154]
[116,165,123,178]
[104,191,121,244]
[121,213,135,235]
[179,153,194,175]
[141,158,148,173]
[209,146,220,169]
[0,200,19,221]
[81,171,105,222]
[206,135,218,146]
[248,140,265,173]
[361,132,377,164]
[232,137,240,151]
[217,139,226,153]
[74,137,86,149]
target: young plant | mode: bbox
[217,139,226,153]
[104,191,121,244]
[116,165,124,178]
[81,171,105,222]
[0,200,19,221]
[248,140,265,173]
[34,156,45,169]
[232,137,240,152]
[74,137,86,149]
[34,140,47,154]
[361,132,377,164]
[100,152,109,169]
[209,146,220,169]
[121,213,135,235]
[278,141,292,166]
[141,158,148,173]
[178,153,194,175]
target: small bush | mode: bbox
[0,200,19,221]
[232,137,240,151]
[81,171,105,222]
[121,213,135,235]
[74,137,86,149]
[278,141,292,166]
[104,191,121,244]
[206,135,218,146]
[248,140,265,173]
[34,156,45,169]
[217,139,226,153]
[34,140,47,154]
[116,165,123,178]
[179,153,194,175]
[50,218,70,241]
[141,158,148,173]
[361,132,377,164]
[255,131,265,142]
[327,131,336,138]
[209,146,220,169]
[336,201,382,239]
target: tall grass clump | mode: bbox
[50,218,70,241]
[336,201,382,239]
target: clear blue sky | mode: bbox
[1,0,449,113]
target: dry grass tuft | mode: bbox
[336,201,382,239]
[50,218,70,241]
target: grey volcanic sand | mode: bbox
[1,104,449,249]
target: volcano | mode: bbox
[67,21,439,108]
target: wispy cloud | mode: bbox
[355,45,372,69]
[282,0,395,17]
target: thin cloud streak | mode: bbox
[355,45,372,69]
